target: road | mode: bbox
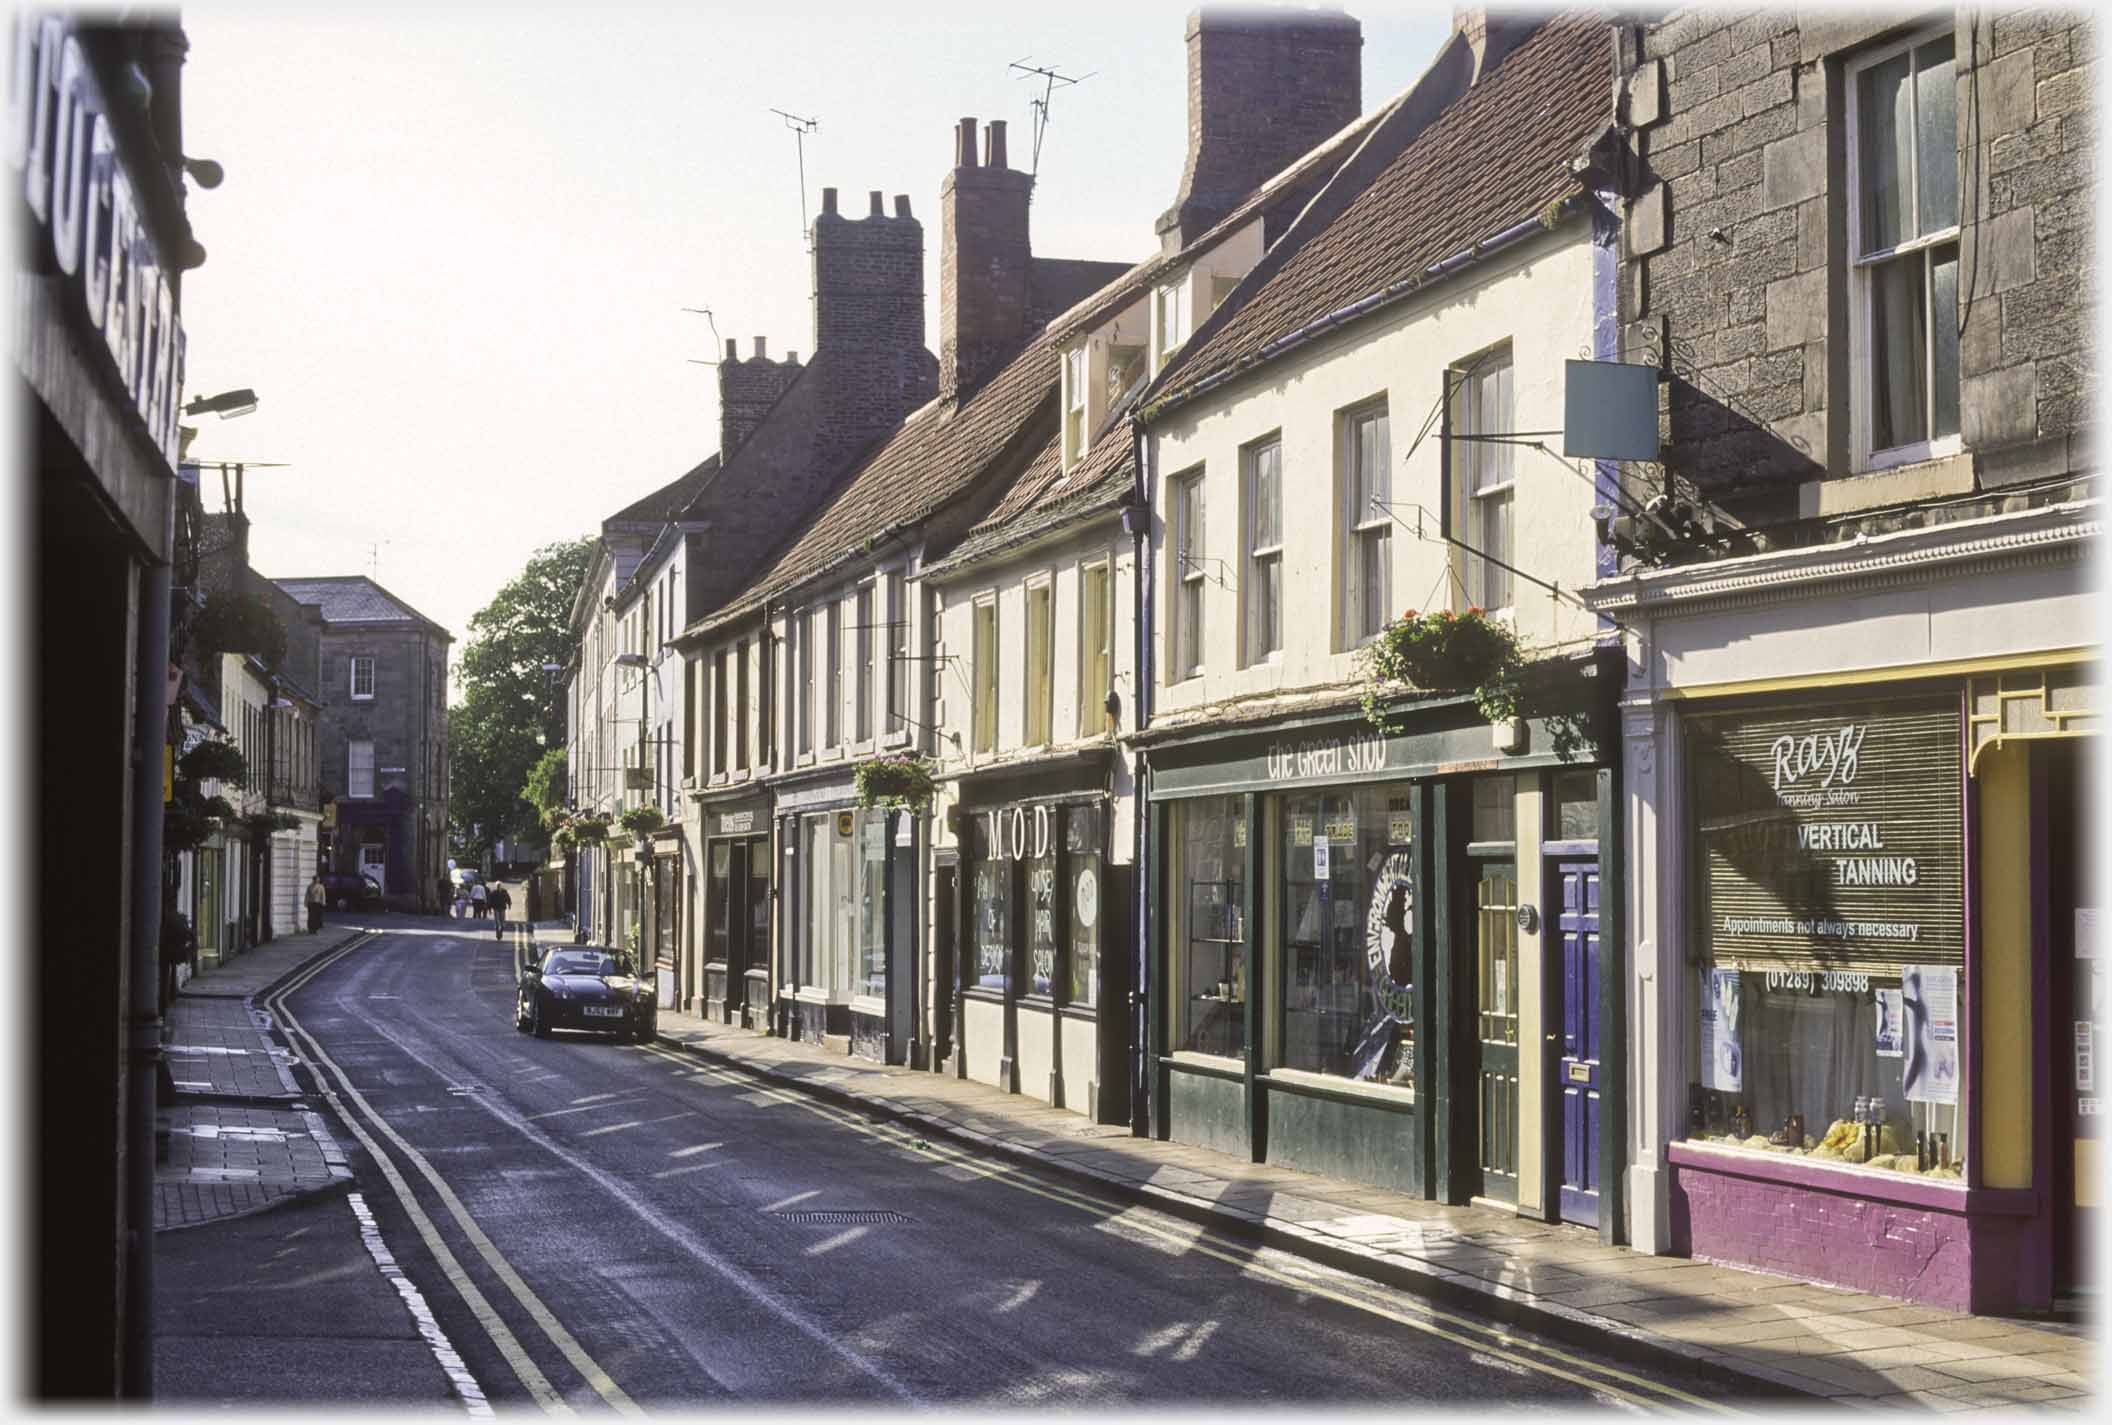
[267,915,1754,1411]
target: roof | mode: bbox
[1156,13,1613,407]
[275,575,452,638]
[926,391,1137,578]
[607,453,718,528]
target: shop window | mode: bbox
[1025,582,1053,748]
[1451,348,1514,611]
[1471,775,1516,843]
[1278,787,1415,1086]
[1173,795,1246,1058]
[1684,698,1968,1178]
[1553,768,1599,840]
[972,814,1011,992]
[800,810,857,995]
[1025,825,1058,996]
[972,598,998,753]
[1067,805,1103,1004]
[709,843,732,965]
[1243,436,1282,666]
[858,813,886,999]
[1338,401,1391,646]
[1849,27,1960,471]
[1078,561,1112,737]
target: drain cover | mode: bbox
[772,1209,910,1226]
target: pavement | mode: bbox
[155,918,366,1230]
[507,915,2098,1414]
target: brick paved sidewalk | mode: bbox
[156,923,367,1231]
[644,996,2096,1412]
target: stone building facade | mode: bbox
[277,577,453,909]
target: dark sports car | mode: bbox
[516,949,657,1042]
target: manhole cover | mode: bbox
[772,1210,910,1226]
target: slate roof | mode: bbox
[1155,13,1614,409]
[275,575,451,638]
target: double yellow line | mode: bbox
[267,932,639,1415]
[633,1040,1741,1414]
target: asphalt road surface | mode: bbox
[270,915,1757,1412]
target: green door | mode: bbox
[1476,864,1520,1204]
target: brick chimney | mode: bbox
[1451,5,1541,83]
[1158,5,1362,249]
[717,336,803,459]
[940,116,1035,403]
[808,180,938,469]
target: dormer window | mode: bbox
[1154,283,1186,372]
[1063,346,1088,467]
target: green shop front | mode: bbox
[1140,682,1625,1231]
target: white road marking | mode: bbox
[577,1112,695,1138]
[347,1190,493,1418]
[668,1142,725,1158]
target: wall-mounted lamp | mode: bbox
[182,156,225,189]
[183,388,258,419]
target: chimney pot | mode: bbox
[984,119,1008,170]
[724,338,738,361]
[786,350,799,364]
[894,194,911,218]
[956,116,979,168]
[753,336,767,358]
[869,189,884,217]
[821,186,838,215]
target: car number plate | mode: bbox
[583,1006,623,1018]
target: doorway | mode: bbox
[1552,859,1603,1228]
[1475,862,1521,1205]
[934,856,959,1069]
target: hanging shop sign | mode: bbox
[9,14,187,465]
[1688,696,1962,974]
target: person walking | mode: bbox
[488,881,512,939]
[453,882,469,919]
[435,873,452,917]
[470,879,489,920]
[305,874,327,934]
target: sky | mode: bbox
[176,1,1458,679]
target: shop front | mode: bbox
[948,752,1130,1124]
[701,792,773,1030]
[774,773,918,1062]
[640,826,682,1007]
[1141,680,1622,1227]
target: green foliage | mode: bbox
[568,812,611,845]
[616,804,665,837]
[522,747,567,820]
[178,738,249,790]
[164,794,238,853]
[191,591,287,669]
[447,538,594,860]
[242,810,302,838]
[855,754,935,810]
[1358,607,1522,733]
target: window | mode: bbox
[885,575,906,736]
[1172,795,1245,1058]
[350,656,375,701]
[760,634,776,766]
[348,740,375,799]
[972,816,1012,993]
[1063,346,1088,467]
[972,598,998,754]
[1078,561,1112,737]
[1451,351,1514,611]
[1154,283,1185,372]
[734,638,750,771]
[826,600,843,748]
[1340,401,1392,643]
[802,812,856,995]
[711,650,727,775]
[1171,469,1206,680]
[1243,436,1282,665]
[1066,806,1103,1004]
[855,585,874,743]
[797,609,815,756]
[1107,344,1146,406]
[1849,28,1960,469]
[1279,786,1415,1086]
[1024,581,1053,747]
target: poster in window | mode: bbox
[1873,987,1904,1057]
[1701,966,1742,1092]
[1900,964,1959,1105]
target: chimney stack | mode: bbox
[940,116,1034,403]
[718,337,802,459]
[1157,5,1362,249]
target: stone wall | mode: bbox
[1619,7,2093,547]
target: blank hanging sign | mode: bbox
[1564,359,1660,461]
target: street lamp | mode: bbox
[182,387,258,419]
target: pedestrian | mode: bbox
[435,874,452,917]
[454,883,469,919]
[305,874,327,933]
[471,879,488,920]
[488,881,512,939]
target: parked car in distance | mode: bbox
[516,949,656,1043]
[318,871,383,910]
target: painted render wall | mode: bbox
[1147,223,1602,720]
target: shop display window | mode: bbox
[801,811,859,995]
[972,814,1011,993]
[1026,834,1058,996]
[708,843,732,964]
[857,813,886,999]
[1173,796,1246,1058]
[1067,806,1102,1004]
[1277,787,1415,1087]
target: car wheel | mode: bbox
[515,996,530,1033]
[335,896,350,910]
[531,997,551,1039]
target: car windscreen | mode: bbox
[542,954,621,978]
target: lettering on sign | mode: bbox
[982,804,1057,863]
[1265,734,1389,784]
[1363,851,1415,1025]
[717,809,755,836]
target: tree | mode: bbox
[523,746,567,825]
[448,538,594,861]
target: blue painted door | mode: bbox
[1556,861,1601,1228]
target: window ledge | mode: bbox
[1263,1066,1416,1109]
[1799,449,1974,519]
[1665,1140,2027,1214]
[848,994,887,1016]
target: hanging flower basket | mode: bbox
[855,754,934,810]
[241,810,302,840]
[164,794,239,853]
[551,824,579,850]
[177,738,250,790]
[569,814,611,846]
[1359,608,1523,731]
[616,804,665,838]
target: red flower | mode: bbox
[1466,606,1484,616]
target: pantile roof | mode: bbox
[1156,13,1613,408]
